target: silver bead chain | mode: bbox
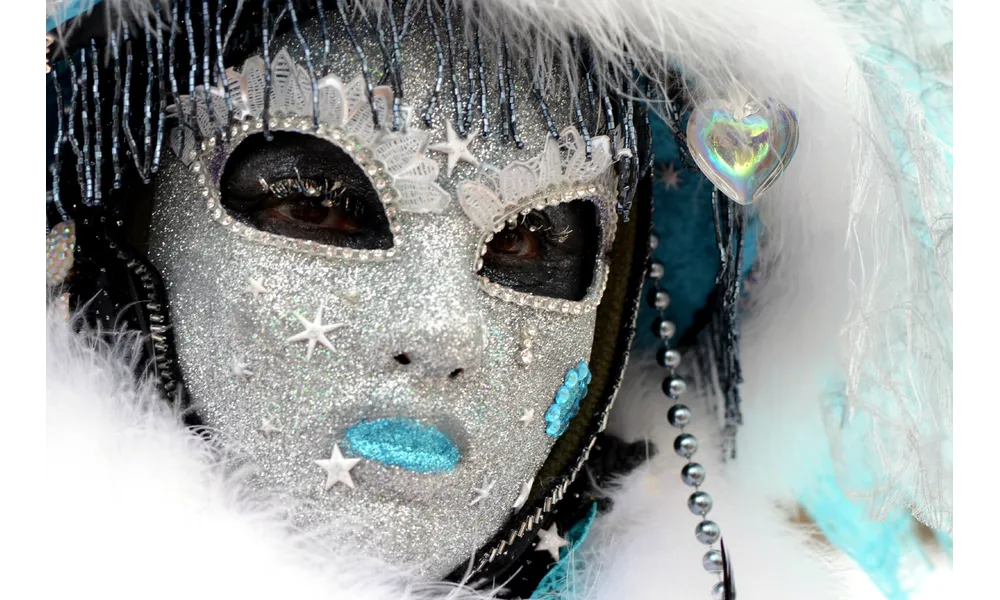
[648,234,729,600]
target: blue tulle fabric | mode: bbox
[633,103,948,597]
[627,5,953,590]
[796,4,953,597]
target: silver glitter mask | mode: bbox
[148,14,621,576]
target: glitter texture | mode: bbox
[345,417,460,474]
[545,361,592,437]
[147,13,615,577]
[46,221,75,287]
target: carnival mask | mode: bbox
[145,10,639,576]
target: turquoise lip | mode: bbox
[344,418,461,474]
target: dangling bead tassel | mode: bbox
[708,189,747,459]
[648,232,735,599]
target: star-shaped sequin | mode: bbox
[247,277,270,299]
[468,475,496,506]
[428,121,479,176]
[519,408,535,424]
[286,307,345,361]
[229,356,252,379]
[535,523,570,562]
[658,163,683,191]
[314,443,362,490]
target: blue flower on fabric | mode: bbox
[545,361,591,438]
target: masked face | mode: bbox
[147,14,621,575]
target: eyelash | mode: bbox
[513,213,574,245]
[258,170,344,201]
[255,173,376,221]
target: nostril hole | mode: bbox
[448,368,464,379]
[394,353,411,365]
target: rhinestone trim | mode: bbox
[473,183,616,313]
[189,116,402,262]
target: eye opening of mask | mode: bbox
[183,118,404,261]
[474,185,617,314]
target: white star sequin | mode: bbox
[658,163,683,191]
[246,277,270,299]
[428,121,479,176]
[314,443,362,490]
[468,476,496,506]
[286,307,345,361]
[519,408,535,424]
[229,357,252,379]
[513,478,533,511]
[259,416,283,436]
[535,523,570,562]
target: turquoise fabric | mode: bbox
[793,7,953,598]
[798,433,930,600]
[793,377,945,600]
[635,100,948,600]
[530,502,600,599]
[46,0,103,32]
[634,113,759,349]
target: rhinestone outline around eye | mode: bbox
[191,116,402,262]
[473,182,617,314]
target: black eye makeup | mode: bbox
[182,116,616,312]
[219,131,393,250]
[473,185,618,314]
[184,114,411,262]
[479,200,600,301]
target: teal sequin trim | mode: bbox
[344,418,460,474]
[545,361,591,437]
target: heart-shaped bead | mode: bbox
[686,98,799,205]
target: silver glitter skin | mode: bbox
[147,12,618,577]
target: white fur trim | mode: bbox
[47,307,847,598]
[45,310,491,599]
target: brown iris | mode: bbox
[478,200,600,301]
[489,224,542,259]
[219,131,392,250]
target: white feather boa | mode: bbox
[46,309,846,599]
[46,311,472,600]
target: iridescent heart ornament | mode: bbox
[686,98,799,205]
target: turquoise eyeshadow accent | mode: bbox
[545,361,591,438]
[344,418,461,474]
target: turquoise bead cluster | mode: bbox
[545,361,592,438]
